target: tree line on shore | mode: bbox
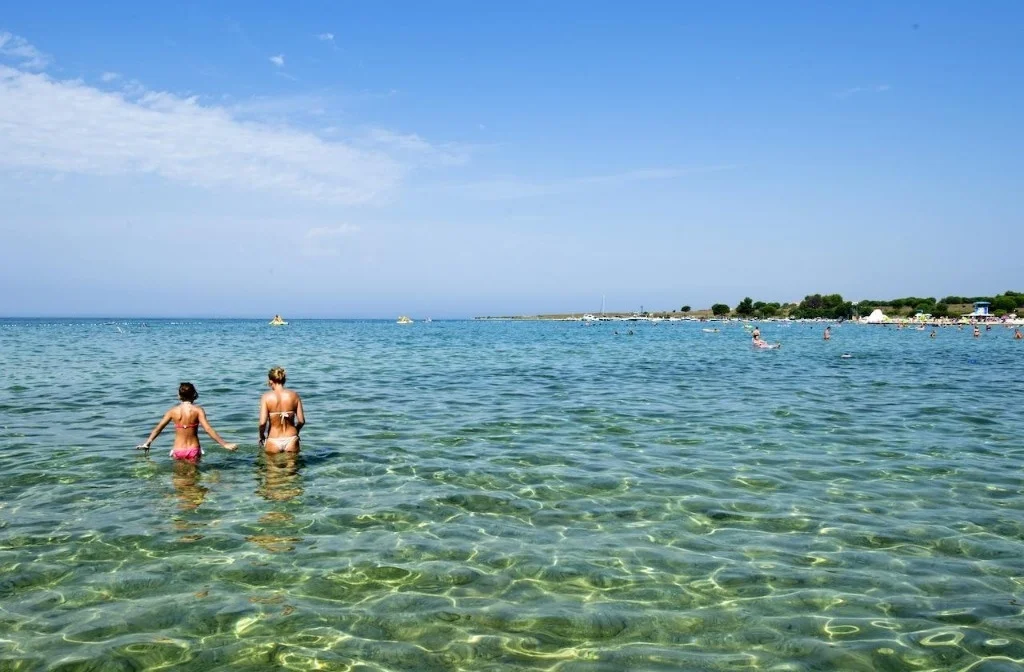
[674,291,1024,320]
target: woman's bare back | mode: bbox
[263,389,301,431]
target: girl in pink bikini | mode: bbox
[136,382,238,460]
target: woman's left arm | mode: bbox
[258,395,269,446]
[137,411,172,450]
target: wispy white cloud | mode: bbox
[0,64,404,203]
[367,128,434,153]
[306,223,361,238]
[225,97,472,165]
[228,92,330,121]
[440,165,737,200]
[834,84,892,99]
[119,78,147,97]
[365,128,471,166]
[317,33,335,42]
[0,34,468,206]
[0,32,51,70]
[302,223,361,257]
[269,54,284,67]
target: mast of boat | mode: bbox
[601,294,606,316]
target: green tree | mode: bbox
[681,305,691,313]
[822,294,845,310]
[992,295,1017,313]
[711,303,730,316]
[831,302,854,320]
[789,293,853,320]
[735,297,754,316]
[932,302,949,318]
[802,294,824,310]
[998,291,1024,308]
[915,300,936,314]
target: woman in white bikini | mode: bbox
[258,367,305,453]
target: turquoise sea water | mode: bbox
[1,318,1023,671]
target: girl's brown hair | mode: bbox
[178,382,198,402]
[268,367,286,385]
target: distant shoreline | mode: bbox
[473,312,1024,326]
[476,294,1024,323]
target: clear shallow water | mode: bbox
[1,318,1023,671]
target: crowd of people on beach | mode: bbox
[137,367,304,462]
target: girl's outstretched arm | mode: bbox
[198,407,237,451]
[137,411,172,450]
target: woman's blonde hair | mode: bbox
[268,367,287,384]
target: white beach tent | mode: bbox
[863,309,887,324]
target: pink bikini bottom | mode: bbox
[170,446,203,461]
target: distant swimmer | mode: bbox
[930,329,936,339]
[751,326,760,340]
[752,336,781,349]
[823,326,831,341]
[1015,329,1023,340]
[137,382,238,460]
[259,367,305,454]
[973,326,981,338]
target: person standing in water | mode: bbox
[137,382,237,460]
[823,326,831,341]
[259,367,305,453]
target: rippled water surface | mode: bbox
[1,319,1023,671]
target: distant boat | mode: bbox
[424,317,432,323]
[269,316,288,326]
[397,316,414,324]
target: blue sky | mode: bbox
[1,2,1021,317]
